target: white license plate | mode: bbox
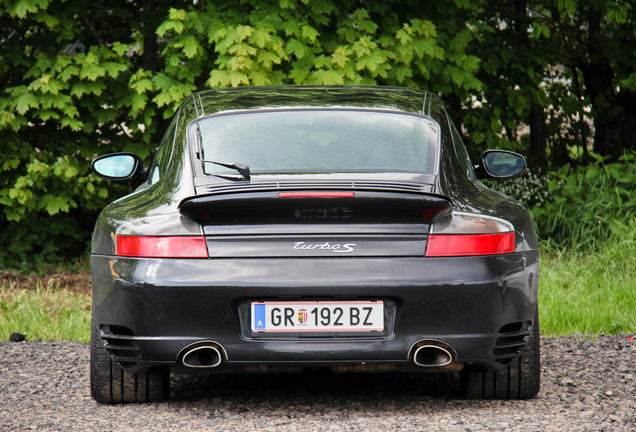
[251,301,384,332]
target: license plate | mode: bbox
[251,301,384,332]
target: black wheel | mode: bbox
[460,312,540,399]
[90,317,170,404]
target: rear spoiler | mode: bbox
[178,190,453,225]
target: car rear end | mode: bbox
[92,181,538,375]
[90,88,539,402]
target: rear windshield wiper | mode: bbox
[201,159,251,179]
[196,122,250,179]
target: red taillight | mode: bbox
[116,235,208,258]
[426,232,515,257]
[278,192,355,198]
[426,212,515,257]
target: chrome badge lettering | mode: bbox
[293,241,356,253]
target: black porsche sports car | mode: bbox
[90,86,540,404]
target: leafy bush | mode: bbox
[483,166,556,209]
[533,153,636,250]
[487,152,636,250]
[0,149,136,271]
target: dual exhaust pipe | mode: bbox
[178,339,456,370]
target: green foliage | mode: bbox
[460,0,636,166]
[483,167,554,209]
[486,152,636,251]
[156,1,483,92]
[531,153,636,250]
[0,0,179,270]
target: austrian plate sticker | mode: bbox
[251,301,384,332]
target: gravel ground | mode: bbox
[0,335,634,432]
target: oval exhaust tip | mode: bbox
[182,346,222,368]
[413,345,453,367]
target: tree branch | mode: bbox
[79,15,106,46]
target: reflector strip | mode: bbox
[278,192,355,198]
[116,235,208,258]
[425,232,515,257]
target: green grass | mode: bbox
[0,281,91,342]
[539,236,636,336]
[2,237,636,341]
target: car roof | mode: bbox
[191,86,441,119]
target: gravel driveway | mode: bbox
[1,335,634,431]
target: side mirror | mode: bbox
[475,150,526,179]
[92,153,146,181]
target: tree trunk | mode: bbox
[578,6,623,158]
[514,0,549,167]
[141,0,159,72]
[528,103,548,167]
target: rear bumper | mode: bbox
[91,252,539,374]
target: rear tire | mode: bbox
[90,317,170,404]
[460,312,540,399]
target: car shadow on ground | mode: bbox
[170,369,463,407]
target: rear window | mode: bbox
[196,110,438,175]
